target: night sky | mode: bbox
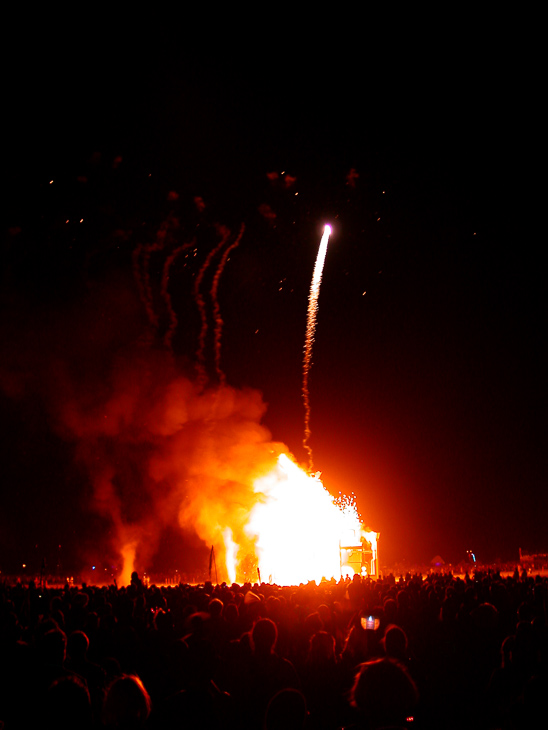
[1,36,545,577]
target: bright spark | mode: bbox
[302,224,332,472]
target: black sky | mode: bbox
[1,36,545,574]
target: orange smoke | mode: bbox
[1,216,374,586]
[61,345,287,583]
[59,342,368,584]
[194,226,231,385]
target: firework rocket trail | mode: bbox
[302,224,332,472]
[194,226,231,386]
[211,223,245,384]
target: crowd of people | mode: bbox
[0,568,546,729]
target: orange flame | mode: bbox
[119,541,137,586]
[239,452,366,585]
[223,527,237,584]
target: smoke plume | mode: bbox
[1,257,287,584]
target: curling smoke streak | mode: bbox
[161,240,195,350]
[194,226,231,386]
[211,224,245,384]
[132,214,179,330]
[302,224,332,472]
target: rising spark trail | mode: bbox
[302,224,332,472]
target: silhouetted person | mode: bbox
[381,624,406,659]
[302,630,344,730]
[66,629,107,718]
[36,627,82,689]
[236,618,300,729]
[45,674,92,730]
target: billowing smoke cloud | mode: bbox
[61,344,285,584]
[0,254,287,584]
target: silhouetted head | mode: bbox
[46,675,92,730]
[307,631,336,663]
[382,624,408,660]
[39,628,67,666]
[304,611,323,636]
[383,598,398,624]
[224,602,238,622]
[208,597,224,618]
[265,688,308,730]
[67,630,90,661]
[252,617,278,654]
[103,674,151,728]
[350,657,418,729]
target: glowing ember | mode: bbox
[229,452,375,585]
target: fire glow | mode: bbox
[241,452,377,586]
[120,221,377,586]
[2,212,378,588]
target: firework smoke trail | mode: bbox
[161,239,196,349]
[302,224,332,472]
[132,214,178,330]
[194,226,231,386]
[211,223,245,384]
